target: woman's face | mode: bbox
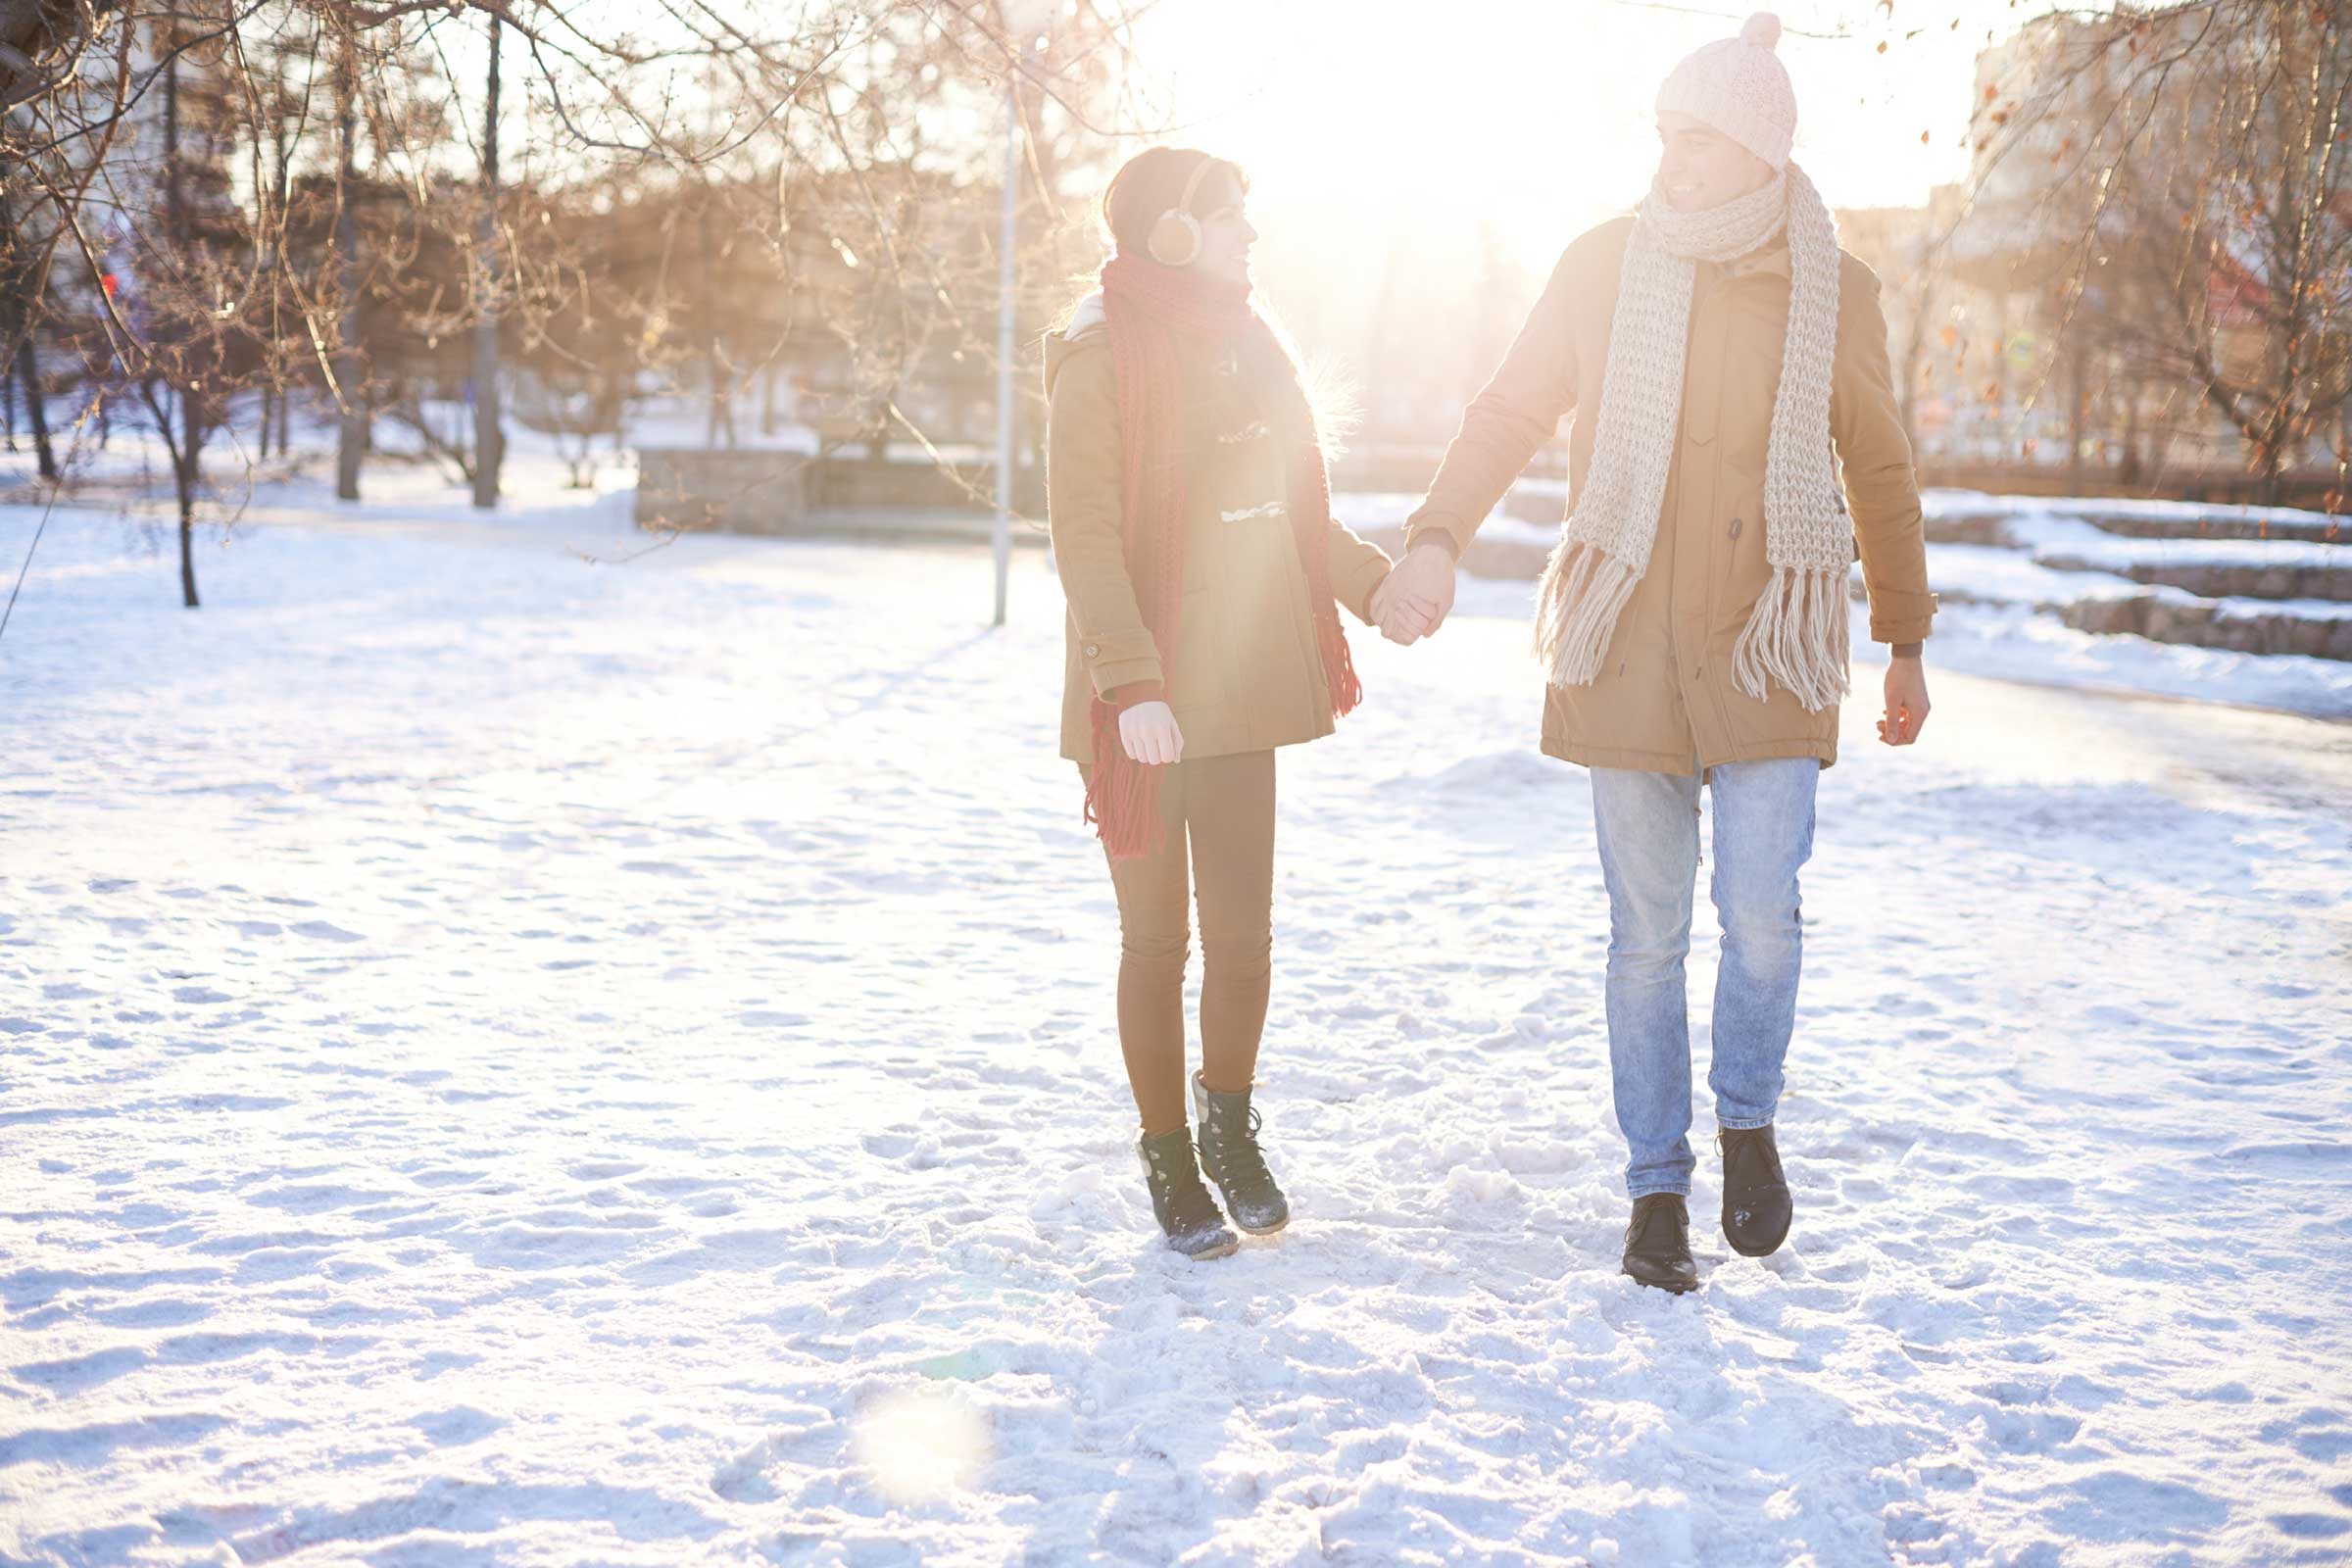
[1191,172,1256,287]
[1655,112,1776,213]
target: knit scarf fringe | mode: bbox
[1534,165,1852,713]
[1731,564,1851,712]
[1532,539,1641,685]
[1084,696,1159,859]
[1320,612,1364,716]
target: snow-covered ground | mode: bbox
[3,471,2350,1566]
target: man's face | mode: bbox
[1655,112,1777,213]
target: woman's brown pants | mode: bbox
[1084,750,1276,1138]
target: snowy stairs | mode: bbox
[1918,496,2352,662]
[1444,483,2352,664]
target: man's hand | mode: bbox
[1376,541,1457,646]
[1118,700,1184,766]
[1367,568,1408,642]
[1877,657,1930,747]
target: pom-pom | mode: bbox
[1740,11,1783,49]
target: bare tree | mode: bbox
[0,184,58,479]
[0,0,1154,602]
[469,10,500,506]
[1972,3,2352,503]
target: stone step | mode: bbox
[2059,593,2352,662]
[2070,511,2346,546]
[2032,556,2352,604]
[1929,493,2350,547]
[1921,509,2021,547]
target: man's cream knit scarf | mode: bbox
[1533,163,1849,712]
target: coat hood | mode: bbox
[1043,290,1108,399]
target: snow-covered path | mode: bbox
[3,498,2348,1567]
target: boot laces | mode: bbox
[1209,1104,1271,1188]
[1144,1139,1215,1218]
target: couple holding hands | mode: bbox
[1045,14,1936,1291]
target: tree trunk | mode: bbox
[178,506,200,607]
[2120,384,2142,488]
[266,110,292,469]
[158,42,199,609]
[16,336,53,480]
[0,182,55,480]
[700,204,735,450]
[334,41,365,502]
[471,16,503,509]
[177,400,201,610]
[2066,329,2087,496]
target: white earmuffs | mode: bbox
[1146,157,1220,269]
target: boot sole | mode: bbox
[1180,1237,1240,1261]
[1233,1215,1288,1238]
[1624,1267,1699,1295]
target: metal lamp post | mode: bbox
[993,0,1054,629]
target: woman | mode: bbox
[1045,147,1399,1261]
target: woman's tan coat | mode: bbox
[1406,217,1937,772]
[1045,305,1392,764]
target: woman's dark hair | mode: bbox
[1100,147,1248,257]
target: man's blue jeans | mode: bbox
[1590,760,1820,1200]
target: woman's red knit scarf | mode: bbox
[1084,252,1362,861]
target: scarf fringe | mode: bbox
[1322,616,1363,717]
[1533,539,1642,687]
[1536,166,1848,707]
[1731,565,1852,713]
[1083,696,1165,862]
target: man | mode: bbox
[1380,11,1936,1292]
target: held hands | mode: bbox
[1371,541,1458,647]
[1877,657,1931,747]
[1119,700,1184,766]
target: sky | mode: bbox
[1136,0,2055,274]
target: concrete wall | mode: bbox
[636,449,814,534]
[635,449,1015,534]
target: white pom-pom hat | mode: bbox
[1654,11,1798,171]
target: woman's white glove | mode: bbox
[1117,701,1184,766]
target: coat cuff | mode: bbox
[1888,642,1923,660]
[1078,626,1163,699]
[1108,679,1164,710]
[1332,551,1395,626]
[1090,655,1163,697]
[1867,588,1937,647]
[1403,520,1464,562]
